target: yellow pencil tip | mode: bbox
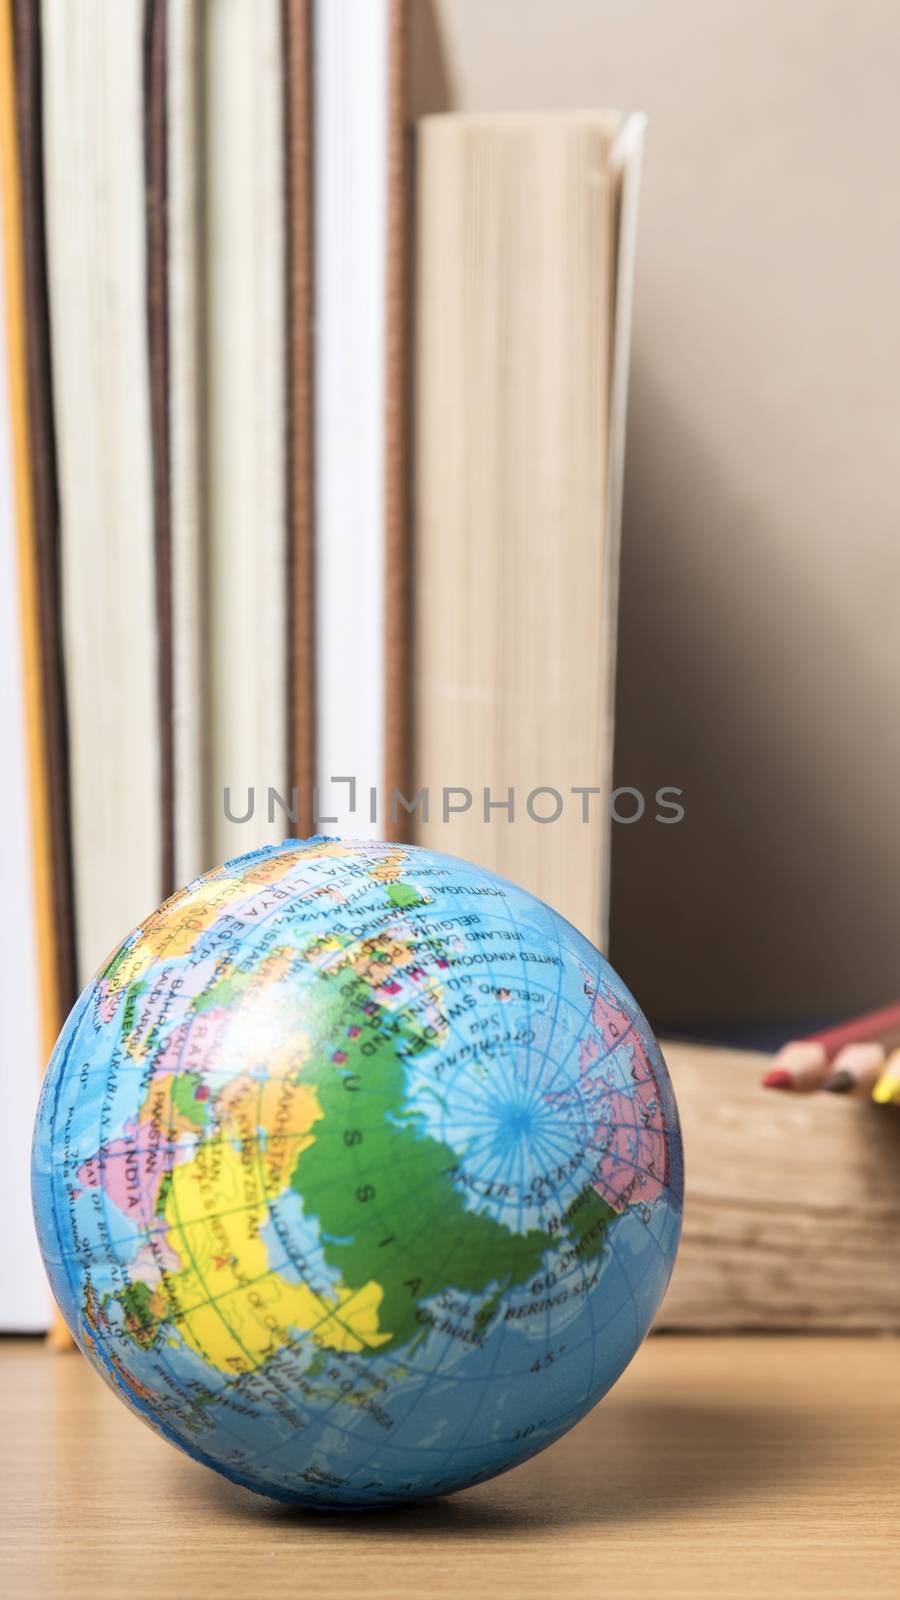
[872,1069,900,1106]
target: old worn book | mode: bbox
[285,0,316,841]
[204,0,289,866]
[9,0,76,1022]
[657,1040,900,1331]
[42,0,163,980]
[0,0,52,1331]
[165,0,206,889]
[166,1,314,879]
[411,112,645,946]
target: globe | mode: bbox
[32,837,683,1508]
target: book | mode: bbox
[1,0,313,1334]
[285,0,316,842]
[0,250,48,1331]
[383,0,411,833]
[0,0,51,1331]
[410,112,646,947]
[146,0,174,899]
[165,0,312,880]
[659,1040,900,1331]
[204,0,289,866]
[42,0,163,981]
[166,0,208,887]
[312,0,408,839]
[9,0,76,1021]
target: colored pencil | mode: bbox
[872,1049,900,1107]
[762,1000,900,1094]
[823,1042,886,1097]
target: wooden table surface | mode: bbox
[2,1335,898,1599]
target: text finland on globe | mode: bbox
[32,838,683,1507]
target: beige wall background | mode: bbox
[421,0,900,1030]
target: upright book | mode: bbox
[410,112,646,947]
[0,0,53,1332]
[8,0,76,1023]
[204,0,290,868]
[41,0,163,980]
[313,0,408,838]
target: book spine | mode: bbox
[144,0,175,898]
[284,0,316,840]
[205,0,288,865]
[0,0,66,1341]
[313,0,390,840]
[167,0,209,884]
[0,0,61,1060]
[383,0,410,839]
[10,0,76,1017]
[42,0,163,979]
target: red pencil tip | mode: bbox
[762,1069,794,1090]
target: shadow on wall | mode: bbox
[409,0,454,119]
[610,359,900,1033]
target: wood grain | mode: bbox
[1,1334,897,1599]
[658,1040,900,1330]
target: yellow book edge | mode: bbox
[0,0,72,1350]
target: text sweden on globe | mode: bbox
[33,838,683,1507]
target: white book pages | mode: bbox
[314,0,389,841]
[205,0,288,866]
[168,0,208,886]
[42,0,162,976]
[412,114,622,944]
[599,111,647,950]
[0,184,49,1330]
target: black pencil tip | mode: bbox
[825,1069,854,1094]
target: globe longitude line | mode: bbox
[240,1200,683,1482]
[280,892,560,1326]
[141,862,371,1424]
[85,1000,269,1465]
[224,847,521,1491]
[410,885,577,1490]
[86,1009,661,1216]
[150,866,362,1375]
[69,848,380,1478]
[284,869,570,1489]
[506,895,589,1429]
[253,1184,672,1465]
[183,851,525,1472]
[535,905,608,1415]
[150,923,271,1349]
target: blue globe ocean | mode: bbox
[32,838,683,1507]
